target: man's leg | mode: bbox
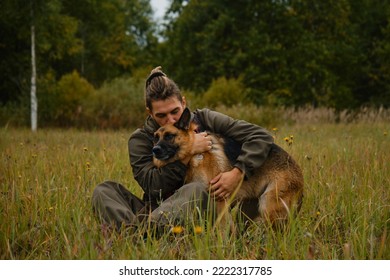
[149,182,213,229]
[92,180,145,230]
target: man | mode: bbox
[92,67,274,232]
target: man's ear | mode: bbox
[175,107,192,130]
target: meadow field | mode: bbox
[0,118,389,259]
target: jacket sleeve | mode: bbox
[128,129,187,202]
[196,109,274,178]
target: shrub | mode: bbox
[203,77,248,107]
[82,76,146,129]
[0,101,29,128]
[215,104,287,128]
[54,71,95,127]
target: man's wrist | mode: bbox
[232,167,244,176]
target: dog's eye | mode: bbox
[164,133,175,141]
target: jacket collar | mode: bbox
[143,115,160,135]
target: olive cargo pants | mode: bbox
[92,180,211,231]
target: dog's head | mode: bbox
[152,108,195,167]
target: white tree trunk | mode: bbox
[31,8,37,131]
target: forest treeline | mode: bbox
[1,0,389,128]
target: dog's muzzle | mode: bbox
[152,145,163,158]
[152,144,177,161]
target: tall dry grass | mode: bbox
[214,104,390,127]
[0,110,389,259]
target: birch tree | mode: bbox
[30,0,37,131]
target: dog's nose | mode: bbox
[152,146,162,157]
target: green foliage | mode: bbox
[0,0,157,105]
[162,0,390,108]
[214,104,288,128]
[36,5,82,60]
[203,77,247,107]
[82,76,146,129]
[2,0,390,129]
[0,68,153,129]
[0,101,29,128]
[36,70,59,127]
[36,73,146,129]
[61,0,157,85]
[53,71,95,126]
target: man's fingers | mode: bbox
[210,173,222,185]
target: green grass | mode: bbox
[0,123,389,259]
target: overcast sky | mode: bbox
[150,0,170,19]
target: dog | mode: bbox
[152,108,304,228]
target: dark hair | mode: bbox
[145,66,182,111]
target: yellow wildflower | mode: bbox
[194,226,203,234]
[284,136,293,146]
[172,226,184,234]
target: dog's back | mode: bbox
[185,133,304,223]
[240,143,304,222]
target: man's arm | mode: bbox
[128,129,187,202]
[196,108,274,178]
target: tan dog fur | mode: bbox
[152,108,304,227]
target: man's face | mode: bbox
[148,97,186,127]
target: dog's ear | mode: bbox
[175,107,192,130]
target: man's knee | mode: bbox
[93,180,123,195]
[92,180,108,198]
[92,181,139,229]
[92,181,120,208]
[178,182,207,198]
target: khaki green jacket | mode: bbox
[128,108,274,207]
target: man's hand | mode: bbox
[208,167,244,200]
[192,132,213,154]
[181,132,212,165]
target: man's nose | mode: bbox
[166,115,176,125]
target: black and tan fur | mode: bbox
[152,108,304,227]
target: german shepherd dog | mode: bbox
[152,108,304,228]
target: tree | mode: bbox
[161,0,389,108]
[349,0,390,106]
[0,0,81,110]
[1,0,159,127]
[0,0,32,105]
[61,0,158,86]
[31,0,37,131]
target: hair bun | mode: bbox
[150,66,165,74]
[146,66,167,88]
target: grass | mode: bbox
[0,122,389,260]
